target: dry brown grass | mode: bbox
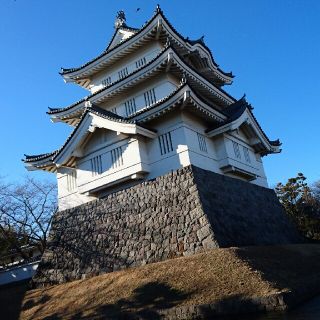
[3,244,320,319]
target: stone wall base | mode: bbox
[33,165,302,287]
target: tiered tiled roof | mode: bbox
[24,6,280,171]
[60,5,233,83]
[24,151,58,163]
[207,95,281,148]
[24,104,155,166]
[48,46,235,123]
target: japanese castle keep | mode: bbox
[24,7,301,286]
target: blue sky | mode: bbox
[0,0,319,186]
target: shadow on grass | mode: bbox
[22,293,51,311]
[234,246,320,292]
[30,281,189,320]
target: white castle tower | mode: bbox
[24,6,281,210]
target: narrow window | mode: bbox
[67,170,77,192]
[197,133,208,153]
[135,57,147,68]
[158,132,173,155]
[124,98,137,116]
[232,141,241,159]
[143,88,157,106]
[118,67,128,80]
[111,146,123,169]
[102,76,111,86]
[91,155,102,176]
[143,91,149,106]
[243,146,251,163]
[111,107,117,114]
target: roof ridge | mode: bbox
[60,8,161,76]
[60,7,233,79]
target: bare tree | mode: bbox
[0,177,57,258]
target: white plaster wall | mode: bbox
[89,42,163,93]
[57,168,96,211]
[223,133,268,187]
[145,111,268,187]
[77,137,149,194]
[180,112,221,173]
[143,110,188,179]
[98,74,178,117]
[59,126,150,202]
[57,110,269,209]
[112,81,177,117]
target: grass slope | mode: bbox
[2,244,320,319]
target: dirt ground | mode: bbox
[1,244,320,320]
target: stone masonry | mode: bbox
[33,165,302,287]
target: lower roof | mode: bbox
[24,90,280,172]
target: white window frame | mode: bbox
[102,76,112,87]
[67,170,77,192]
[158,132,173,155]
[232,141,241,159]
[124,98,137,116]
[143,88,157,106]
[135,57,147,68]
[197,133,208,153]
[111,146,123,169]
[91,155,103,176]
[243,146,251,163]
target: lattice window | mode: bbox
[102,76,111,86]
[67,170,77,192]
[232,141,241,159]
[111,147,123,169]
[158,132,173,155]
[243,146,251,163]
[135,57,147,68]
[91,155,103,176]
[118,67,129,79]
[197,133,208,153]
[124,98,137,116]
[143,88,157,106]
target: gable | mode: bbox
[83,128,118,155]
[108,28,136,50]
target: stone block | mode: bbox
[32,165,302,286]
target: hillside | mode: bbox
[2,244,320,319]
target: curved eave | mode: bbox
[23,152,58,173]
[159,16,233,85]
[54,109,156,166]
[60,8,233,86]
[49,47,236,125]
[28,106,156,172]
[129,83,227,124]
[206,105,281,155]
[29,84,228,172]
